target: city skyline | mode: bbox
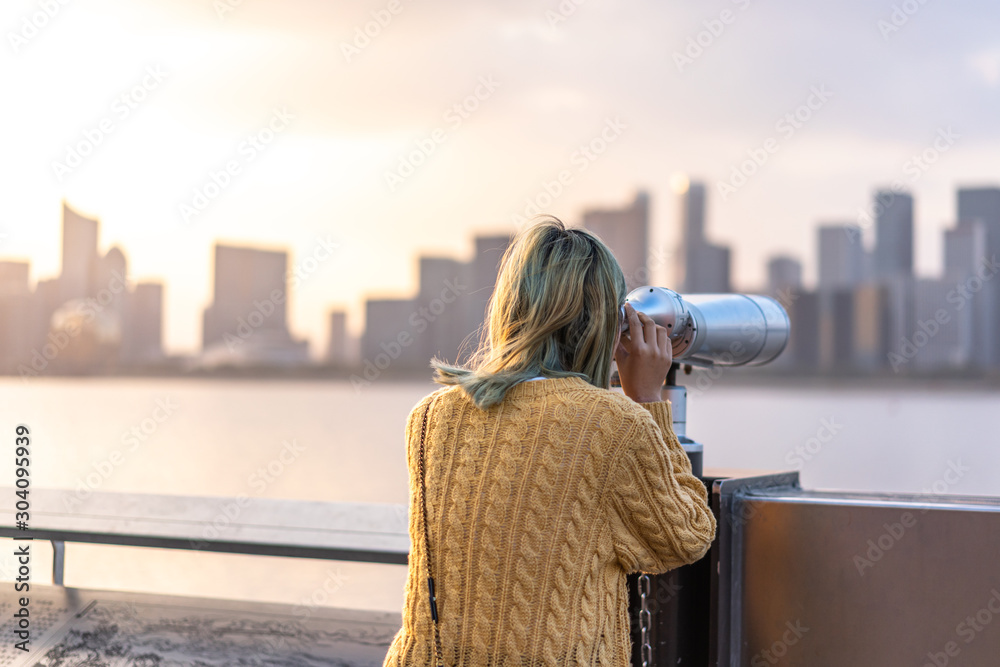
[8,179,993,358]
[3,175,1000,362]
[3,176,999,377]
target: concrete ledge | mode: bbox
[0,582,400,665]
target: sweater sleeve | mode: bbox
[605,400,717,574]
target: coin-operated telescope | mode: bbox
[621,286,790,368]
[619,287,790,667]
[619,286,791,474]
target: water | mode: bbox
[1,377,998,613]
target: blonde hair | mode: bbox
[431,217,628,409]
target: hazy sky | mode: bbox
[3,0,999,355]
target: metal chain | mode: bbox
[638,573,653,667]
[417,400,444,667]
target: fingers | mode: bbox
[657,324,673,364]
[625,302,640,336]
[628,306,657,347]
[641,311,656,344]
[619,303,638,352]
[622,304,672,358]
[655,322,669,352]
[616,305,673,402]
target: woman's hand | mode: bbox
[614,302,673,403]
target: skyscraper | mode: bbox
[953,187,1000,367]
[957,187,1000,233]
[60,202,99,304]
[818,289,854,372]
[873,190,914,280]
[944,222,988,278]
[789,291,820,370]
[677,181,704,289]
[908,279,974,372]
[817,225,864,290]
[202,243,307,365]
[767,256,802,296]
[418,256,474,366]
[0,261,31,372]
[681,182,705,253]
[96,246,128,324]
[326,310,349,366]
[817,224,865,371]
[123,282,164,364]
[203,244,288,348]
[686,244,730,293]
[852,283,890,371]
[361,298,417,370]
[581,191,650,290]
[675,179,731,292]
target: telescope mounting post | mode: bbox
[662,361,703,477]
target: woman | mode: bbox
[383,218,716,666]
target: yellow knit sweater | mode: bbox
[383,375,716,667]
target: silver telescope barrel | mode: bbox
[623,286,790,367]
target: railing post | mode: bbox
[51,540,65,586]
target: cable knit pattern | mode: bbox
[383,375,716,667]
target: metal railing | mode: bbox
[0,487,411,585]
